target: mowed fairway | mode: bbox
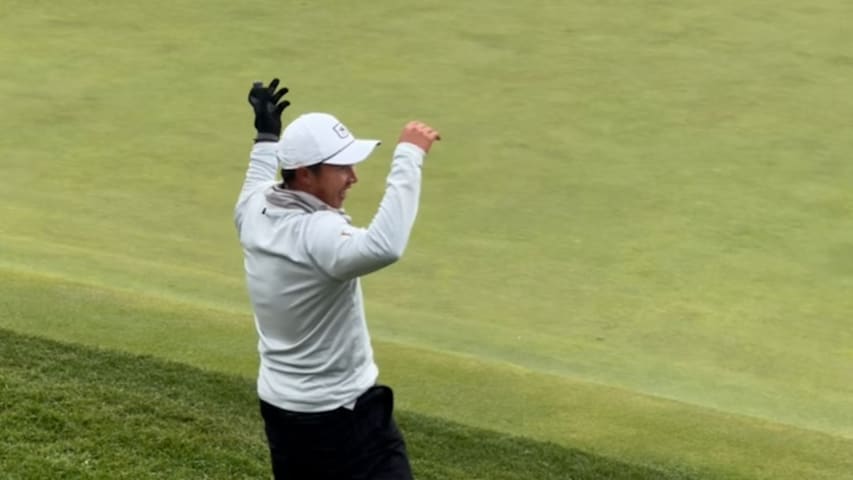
[1,0,852,479]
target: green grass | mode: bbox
[1,0,852,478]
[3,268,851,480]
[0,328,697,480]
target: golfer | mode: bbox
[234,78,440,479]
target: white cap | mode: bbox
[276,113,381,170]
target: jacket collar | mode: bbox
[265,185,352,223]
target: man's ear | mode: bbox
[293,167,314,186]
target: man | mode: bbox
[234,78,440,479]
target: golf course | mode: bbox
[1,0,851,478]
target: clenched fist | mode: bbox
[398,121,441,153]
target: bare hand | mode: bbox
[398,121,441,153]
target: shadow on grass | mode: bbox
[0,328,697,479]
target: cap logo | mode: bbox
[332,123,350,139]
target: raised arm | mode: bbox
[237,143,278,209]
[307,122,441,280]
[235,78,291,222]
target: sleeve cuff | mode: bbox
[251,141,280,169]
[394,142,426,167]
[252,141,279,154]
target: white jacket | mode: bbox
[234,141,424,412]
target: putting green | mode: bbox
[1,0,851,478]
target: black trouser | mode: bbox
[259,385,413,480]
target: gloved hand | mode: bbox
[248,78,290,141]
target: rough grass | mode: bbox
[0,328,695,480]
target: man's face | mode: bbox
[306,164,358,209]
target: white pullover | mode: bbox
[234,141,424,412]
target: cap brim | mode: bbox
[323,139,381,166]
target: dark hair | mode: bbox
[281,164,323,187]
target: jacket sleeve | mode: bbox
[306,143,425,281]
[234,142,278,230]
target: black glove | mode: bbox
[248,78,290,141]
